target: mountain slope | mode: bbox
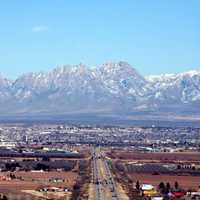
[0,62,200,117]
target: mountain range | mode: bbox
[0,61,200,123]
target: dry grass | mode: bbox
[109,151,200,163]
[0,171,78,199]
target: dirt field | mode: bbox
[11,171,77,187]
[130,173,200,190]
[108,151,200,163]
[0,171,78,199]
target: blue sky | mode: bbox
[0,0,199,79]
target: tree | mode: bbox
[42,156,50,161]
[9,173,16,179]
[35,163,49,171]
[5,162,20,171]
[18,149,23,153]
[166,182,171,193]
[175,181,179,190]
[158,182,165,194]
[2,195,8,200]
[136,180,140,190]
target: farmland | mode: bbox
[0,158,91,200]
[108,150,200,163]
[0,171,77,199]
[107,149,200,200]
[129,173,200,190]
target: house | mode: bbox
[0,175,11,181]
[142,184,154,191]
[141,184,163,200]
[171,191,185,198]
[49,177,65,183]
[38,186,68,192]
[151,195,163,200]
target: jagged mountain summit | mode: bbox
[0,62,200,119]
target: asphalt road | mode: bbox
[92,147,121,200]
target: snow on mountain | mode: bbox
[0,62,200,115]
[12,72,50,101]
[97,61,147,97]
[146,70,200,103]
[47,64,114,111]
[0,74,12,102]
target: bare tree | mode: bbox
[175,181,179,190]
[136,180,140,190]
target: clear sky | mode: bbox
[0,0,199,79]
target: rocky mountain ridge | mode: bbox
[0,61,200,116]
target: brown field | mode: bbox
[110,149,200,197]
[108,151,200,163]
[7,171,77,187]
[129,173,200,190]
[0,171,78,199]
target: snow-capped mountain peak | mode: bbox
[0,62,199,115]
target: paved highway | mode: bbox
[92,147,121,200]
